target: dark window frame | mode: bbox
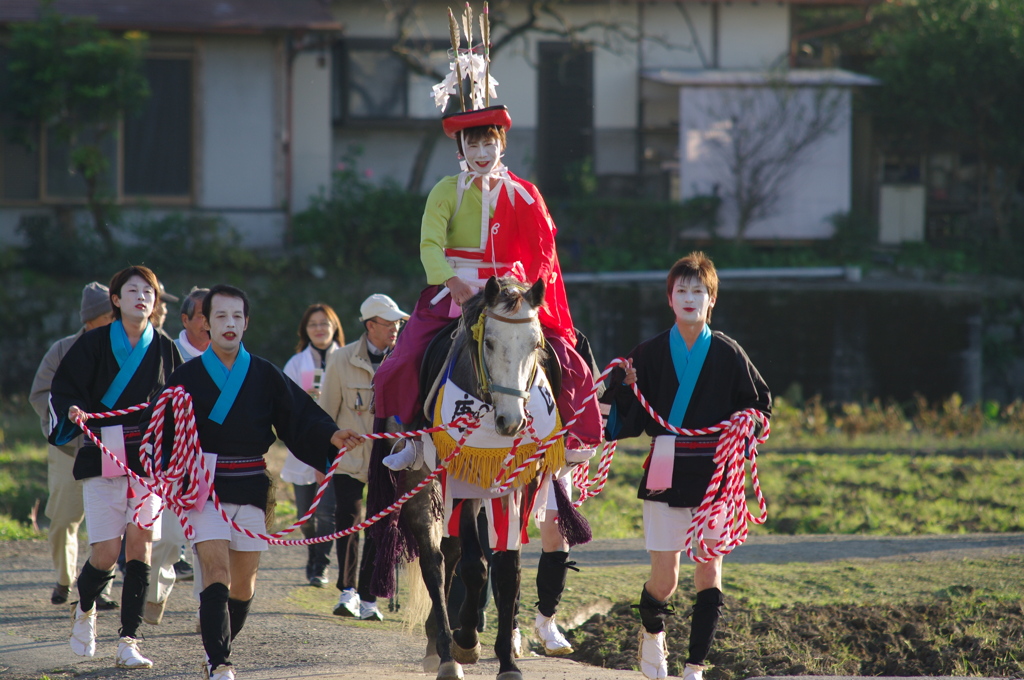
[0,51,196,207]
[333,37,449,125]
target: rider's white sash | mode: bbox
[431,370,565,489]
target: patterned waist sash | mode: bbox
[656,434,719,457]
[646,433,719,492]
[214,457,267,478]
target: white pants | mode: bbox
[147,510,187,604]
[45,447,83,587]
[642,500,726,553]
[82,476,163,544]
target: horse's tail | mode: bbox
[400,556,432,636]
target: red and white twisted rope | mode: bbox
[131,385,491,545]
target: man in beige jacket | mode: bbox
[319,294,409,621]
[29,282,117,607]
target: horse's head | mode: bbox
[463,276,546,436]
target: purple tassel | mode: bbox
[366,418,405,599]
[553,476,592,547]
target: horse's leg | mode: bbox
[441,534,460,620]
[451,499,485,664]
[426,534,460,671]
[402,474,461,680]
[420,545,463,679]
[491,548,523,679]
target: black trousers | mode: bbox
[332,473,376,602]
[293,481,336,569]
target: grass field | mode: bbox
[4,393,1024,539]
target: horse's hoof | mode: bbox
[436,660,464,680]
[451,639,481,665]
[496,671,524,680]
[423,653,441,673]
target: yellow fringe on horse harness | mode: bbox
[431,390,566,489]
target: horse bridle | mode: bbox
[469,308,543,404]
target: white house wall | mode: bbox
[291,50,332,212]
[718,4,790,69]
[640,3,712,71]
[679,86,852,240]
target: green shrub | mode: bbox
[551,195,720,272]
[292,154,424,278]
[15,211,261,277]
[17,213,106,276]
[121,212,258,273]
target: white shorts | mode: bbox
[188,502,268,552]
[83,476,163,544]
[533,469,572,525]
[642,500,725,553]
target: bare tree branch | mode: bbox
[700,78,845,238]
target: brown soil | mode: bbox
[568,598,1024,679]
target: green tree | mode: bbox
[6,3,149,252]
[867,0,1024,241]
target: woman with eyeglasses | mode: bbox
[281,303,344,586]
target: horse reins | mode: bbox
[470,308,543,403]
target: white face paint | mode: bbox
[112,275,156,325]
[463,134,502,175]
[205,294,248,356]
[668,276,715,327]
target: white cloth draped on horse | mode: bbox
[427,365,565,489]
[423,365,567,551]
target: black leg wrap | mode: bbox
[536,550,577,617]
[687,587,724,665]
[635,586,673,634]
[306,544,317,577]
[228,597,253,640]
[77,560,115,612]
[119,560,150,638]
[200,583,231,670]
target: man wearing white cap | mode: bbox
[319,293,409,620]
[30,282,117,608]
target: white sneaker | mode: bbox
[333,588,359,617]
[682,663,707,680]
[205,663,236,680]
[359,600,384,621]
[69,602,97,657]
[637,628,668,679]
[534,612,573,656]
[116,636,153,668]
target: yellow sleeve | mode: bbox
[420,176,459,285]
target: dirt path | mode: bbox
[2,533,1022,680]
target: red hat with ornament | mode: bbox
[432,4,509,139]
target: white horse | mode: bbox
[369,276,559,680]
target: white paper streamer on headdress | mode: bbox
[432,52,499,111]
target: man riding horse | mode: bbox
[370,5,600,673]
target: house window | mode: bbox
[124,57,192,197]
[334,38,450,123]
[0,53,193,204]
